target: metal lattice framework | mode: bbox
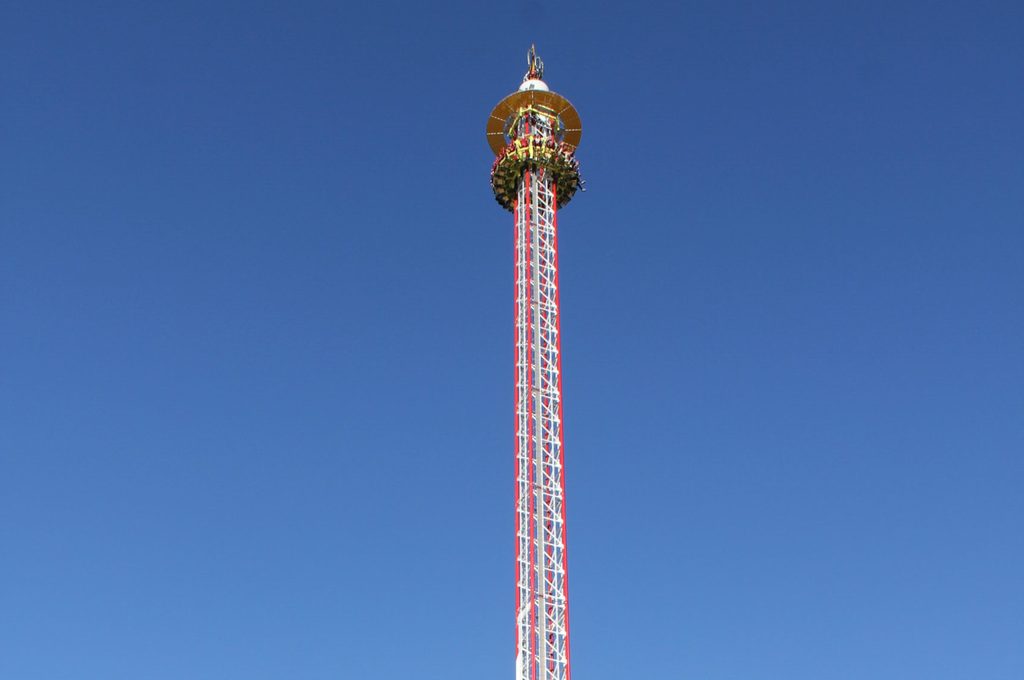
[490,47,582,680]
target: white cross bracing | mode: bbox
[513,110,571,680]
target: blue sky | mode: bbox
[2,1,1022,678]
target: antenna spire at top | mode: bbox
[525,44,544,81]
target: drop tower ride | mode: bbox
[487,46,583,680]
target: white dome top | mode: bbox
[518,78,549,92]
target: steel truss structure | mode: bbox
[489,47,583,680]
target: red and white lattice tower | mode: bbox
[487,46,583,680]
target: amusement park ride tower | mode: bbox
[487,46,583,680]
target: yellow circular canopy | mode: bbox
[486,89,582,156]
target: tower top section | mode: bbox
[487,46,584,211]
[486,46,582,156]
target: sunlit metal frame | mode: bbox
[506,105,576,680]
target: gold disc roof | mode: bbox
[486,89,582,156]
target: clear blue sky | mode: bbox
[2,1,1022,678]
